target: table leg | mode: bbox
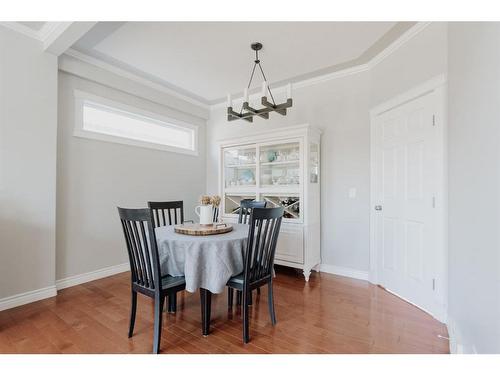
[200,288,212,336]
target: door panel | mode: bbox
[374,92,437,315]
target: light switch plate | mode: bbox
[348,188,357,199]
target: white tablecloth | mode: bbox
[155,224,248,293]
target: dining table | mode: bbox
[155,223,249,336]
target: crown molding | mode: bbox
[0,21,70,44]
[211,22,432,109]
[40,22,73,49]
[2,20,431,113]
[0,22,41,40]
[367,22,432,69]
[63,48,210,111]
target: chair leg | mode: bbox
[268,281,277,325]
[227,287,234,308]
[128,290,137,338]
[236,290,242,305]
[242,290,250,343]
[153,296,164,354]
[168,292,177,313]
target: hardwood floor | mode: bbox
[0,267,449,354]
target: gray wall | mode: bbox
[447,22,500,353]
[370,22,448,107]
[0,28,58,298]
[207,72,372,271]
[57,71,207,280]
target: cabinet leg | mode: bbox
[303,269,311,282]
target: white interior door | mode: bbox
[372,91,442,317]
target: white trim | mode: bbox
[39,22,71,46]
[55,21,430,111]
[73,89,199,156]
[367,22,432,69]
[0,285,57,312]
[2,21,431,109]
[0,22,41,40]
[319,264,369,281]
[211,22,431,108]
[64,48,210,110]
[370,74,447,116]
[0,263,130,312]
[56,263,130,290]
[369,75,448,322]
[0,21,70,43]
[210,64,371,110]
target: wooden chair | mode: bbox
[234,199,267,305]
[118,207,186,354]
[147,201,192,312]
[147,200,194,228]
[226,206,284,343]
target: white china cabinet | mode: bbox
[218,124,321,281]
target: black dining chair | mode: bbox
[233,199,267,305]
[118,207,186,354]
[148,200,193,228]
[226,206,284,343]
[147,200,192,312]
[238,199,267,224]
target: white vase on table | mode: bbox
[195,204,213,225]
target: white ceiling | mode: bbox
[73,22,400,104]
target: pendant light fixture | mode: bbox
[227,42,293,122]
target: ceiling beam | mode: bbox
[43,22,97,56]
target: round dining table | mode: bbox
[155,223,248,335]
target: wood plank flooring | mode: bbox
[0,267,449,354]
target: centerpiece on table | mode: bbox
[195,195,221,225]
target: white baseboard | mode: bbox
[0,285,57,312]
[446,316,477,354]
[319,264,369,281]
[56,262,130,290]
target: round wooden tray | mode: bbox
[174,223,233,236]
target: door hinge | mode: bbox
[432,114,436,126]
[432,196,436,208]
[432,278,436,291]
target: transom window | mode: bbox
[74,90,198,155]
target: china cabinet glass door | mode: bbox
[259,141,300,190]
[224,146,256,190]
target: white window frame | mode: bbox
[73,89,199,156]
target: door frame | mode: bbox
[369,74,448,323]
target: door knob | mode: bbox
[374,205,382,211]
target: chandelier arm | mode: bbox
[257,62,277,106]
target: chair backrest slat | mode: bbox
[238,199,267,224]
[243,207,284,286]
[118,207,161,293]
[148,201,185,228]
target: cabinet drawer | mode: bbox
[275,227,303,264]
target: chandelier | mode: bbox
[227,42,293,122]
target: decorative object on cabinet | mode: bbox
[218,124,321,281]
[226,42,293,123]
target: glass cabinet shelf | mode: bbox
[224,147,257,188]
[260,141,300,188]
